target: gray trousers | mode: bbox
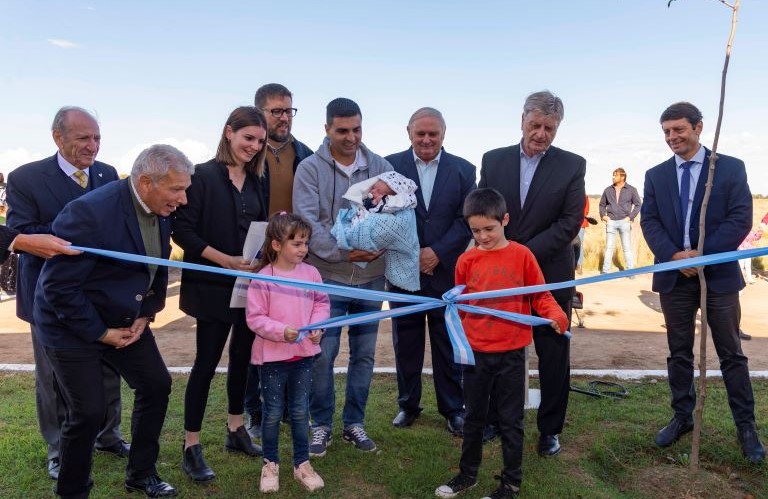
[31,324,123,460]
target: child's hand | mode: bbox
[284,326,299,342]
[308,329,323,344]
[550,320,561,334]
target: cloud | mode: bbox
[106,139,213,174]
[0,148,45,175]
[47,38,80,49]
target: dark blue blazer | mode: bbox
[640,148,752,294]
[6,154,118,322]
[33,179,171,350]
[479,144,586,305]
[385,148,476,293]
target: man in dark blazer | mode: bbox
[35,144,193,498]
[640,101,764,464]
[6,106,124,480]
[385,107,476,435]
[479,91,585,457]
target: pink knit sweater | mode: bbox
[246,262,330,365]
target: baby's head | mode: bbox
[368,179,396,204]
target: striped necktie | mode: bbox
[679,161,693,238]
[73,170,88,189]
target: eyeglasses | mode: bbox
[264,108,298,118]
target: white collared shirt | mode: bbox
[519,144,545,208]
[413,150,441,208]
[57,152,90,185]
[675,144,705,250]
[130,176,154,215]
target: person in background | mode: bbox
[599,167,641,274]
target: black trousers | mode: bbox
[390,286,464,419]
[45,331,171,498]
[487,297,572,436]
[184,311,254,431]
[460,349,525,486]
[659,276,755,426]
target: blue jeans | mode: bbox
[310,277,384,430]
[602,219,633,272]
[259,357,313,466]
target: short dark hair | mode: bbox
[255,83,293,108]
[463,188,507,223]
[660,102,702,128]
[326,98,361,125]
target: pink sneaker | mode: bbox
[260,460,279,493]
[293,460,324,492]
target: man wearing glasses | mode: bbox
[255,83,313,215]
[244,84,314,440]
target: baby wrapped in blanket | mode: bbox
[331,171,420,291]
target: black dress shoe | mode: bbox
[483,424,500,444]
[392,410,419,428]
[182,444,216,483]
[48,458,60,480]
[737,424,766,464]
[654,418,693,447]
[125,474,177,497]
[95,439,131,458]
[447,414,465,437]
[538,434,561,456]
[224,425,263,456]
[739,329,752,341]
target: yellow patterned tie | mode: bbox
[73,170,88,188]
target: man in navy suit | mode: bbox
[385,108,476,435]
[6,107,124,480]
[479,91,585,456]
[641,101,764,464]
[35,144,193,498]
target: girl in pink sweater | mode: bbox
[246,212,330,493]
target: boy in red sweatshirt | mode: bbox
[436,188,568,499]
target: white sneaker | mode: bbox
[260,460,279,493]
[293,460,324,492]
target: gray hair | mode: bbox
[51,106,98,134]
[523,90,564,123]
[130,144,194,182]
[408,107,446,129]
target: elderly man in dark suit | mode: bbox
[385,107,476,435]
[35,144,193,498]
[6,106,124,480]
[641,101,764,464]
[479,91,585,457]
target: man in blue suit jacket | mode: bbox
[6,107,124,480]
[641,101,764,464]
[386,108,476,435]
[35,144,193,498]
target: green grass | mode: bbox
[0,373,766,498]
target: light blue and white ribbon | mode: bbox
[70,245,768,366]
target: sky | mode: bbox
[1,0,767,195]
